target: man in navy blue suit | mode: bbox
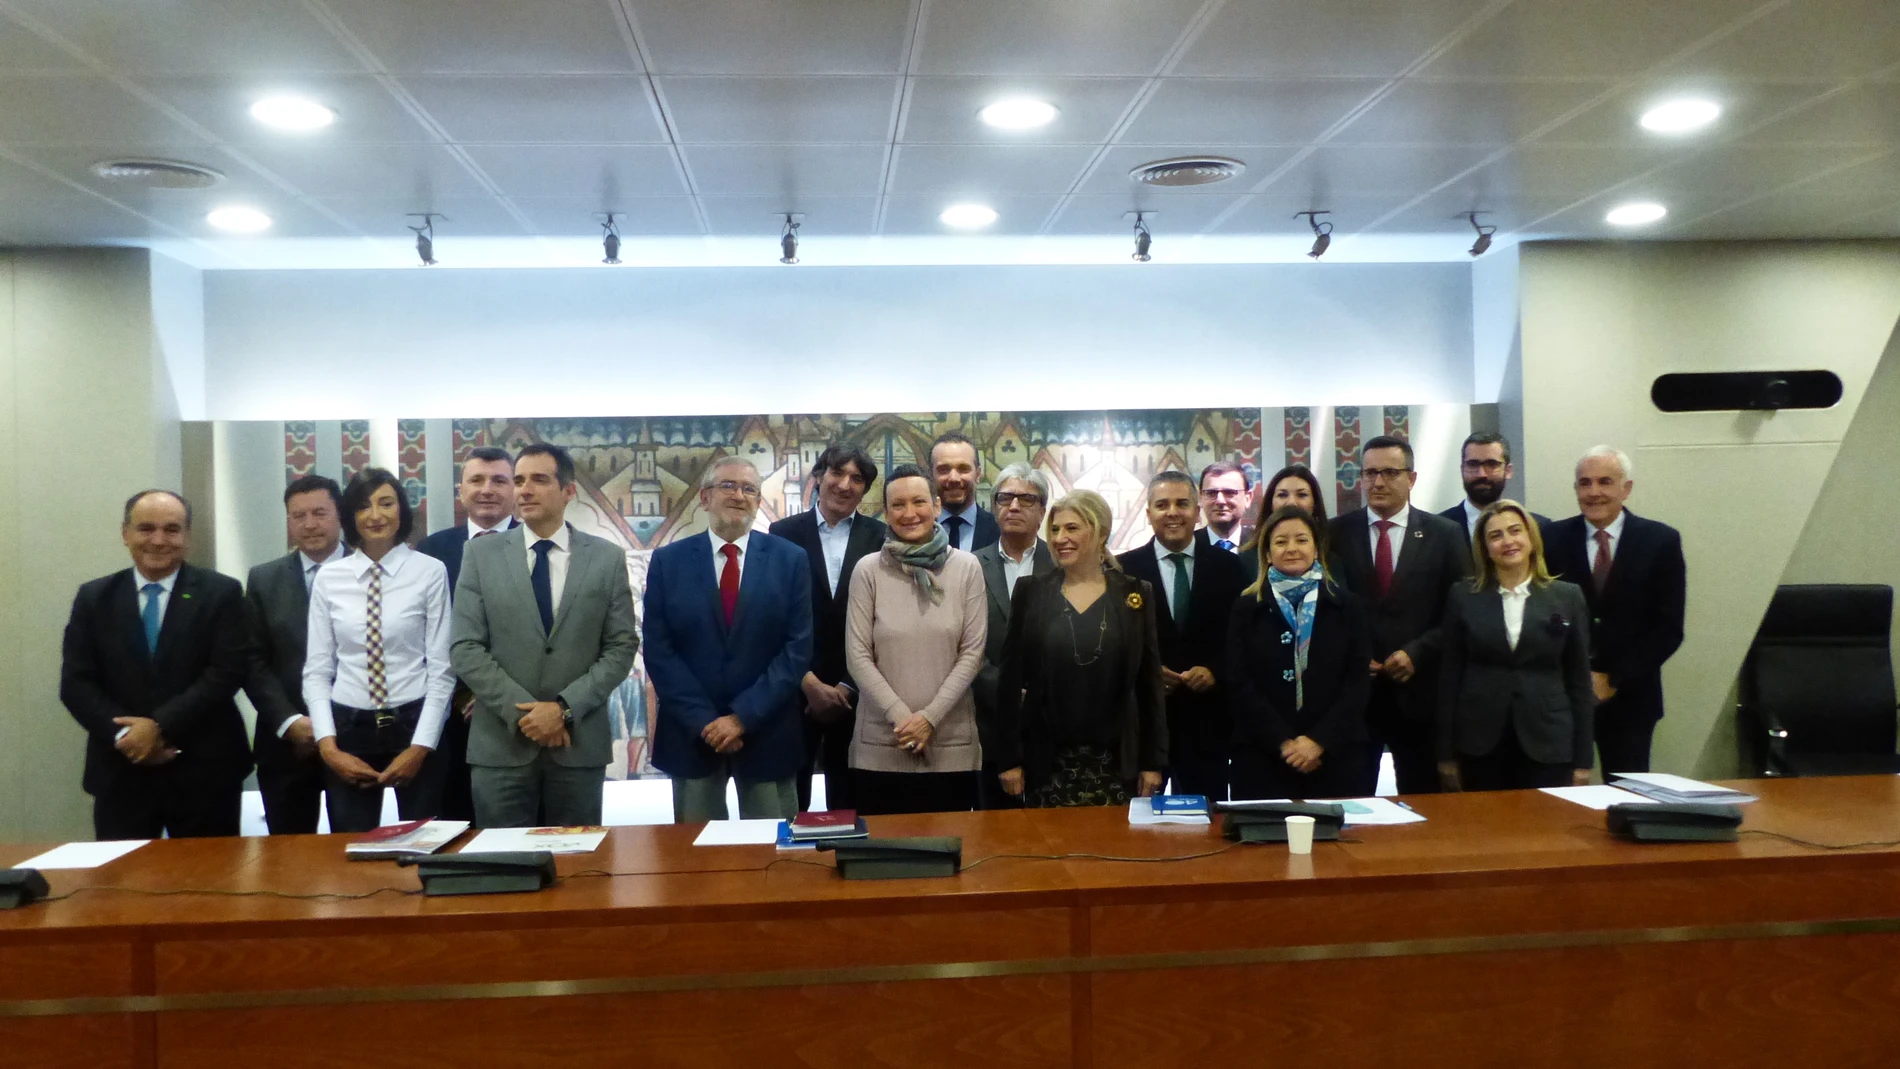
[931,433,999,553]
[1543,446,1686,775]
[643,457,813,823]
[1439,432,1551,543]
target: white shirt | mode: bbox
[999,538,1040,598]
[1500,578,1533,651]
[1588,509,1627,561]
[1459,499,1487,540]
[939,501,981,551]
[133,567,179,633]
[467,516,512,541]
[1152,538,1196,619]
[1368,503,1413,569]
[711,528,751,590]
[524,523,573,619]
[299,542,348,592]
[815,510,854,597]
[302,544,454,749]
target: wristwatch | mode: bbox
[556,697,573,726]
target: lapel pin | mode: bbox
[180,592,192,599]
[1411,529,1423,539]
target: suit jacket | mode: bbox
[60,563,253,795]
[1326,507,1471,721]
[1542,511,1686,722]
[1226,582,1370,752]
[990,568,1168,789]
[1437,580,1595,767]
[1437,502,1555,549]
[971,538,1055,755]
[641,531,814,781]
[1116,530,1247,750]
[242,550,335,772]
[449,524,640,768]
[943,506,1000,553]
[417,517,519,593]
[766,509,886,700]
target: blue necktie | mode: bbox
[531,540,555,635]
[944,515,965,551]
[1216,538,1235,552]
[141,583,163,654]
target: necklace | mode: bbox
[1065,598,1109,666]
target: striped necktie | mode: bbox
[365,563,388,708]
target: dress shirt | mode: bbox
[523,522,573,618]
[1151,537,1196,616]
[711,528,751,590]
[299,542,348,592]
[1500,578,1532,651]
[1206,527,1242,552]
[467,516,512,540]
[999,538,1040,598]
[133,567,179,632]
[1368,503,1413,569]
[1460,499,1486,540]
[302,544,454,749]
[939,500,980,551]
[815,510,854,597]
[1588,509,1627,561]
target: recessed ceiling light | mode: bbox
[1605,201,1667,227]
[1639,97,1720,134]
[206,206,272,233]
[249,96,336,131]
[978,98,1058,130]
[939,203,998,229]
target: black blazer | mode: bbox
[1542,511,1686,722]
[1226,582,1370,753]
[417,517,518,594]
[990,568,1168,788]
[1437,579,1595,767]
[1437,503,1554,547]
[241,550,334,771]
[766,509,887,695]
[1326,507,1471,720]
[943,506,1000,553]
[971,538,1056,738]
[1116,530,1247,746]
[60,563,253,795]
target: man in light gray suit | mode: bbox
[450,443,639,827]
[970,464,1054,810]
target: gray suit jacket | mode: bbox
[449,524,640,768]
[971,539,1054,758]
[1437,578,1595,768]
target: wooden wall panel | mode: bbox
[2,1015,140,1069]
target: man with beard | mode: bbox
[1199,461,1254,552]
[931,432,998,553]
[769,444,886,812]
[1440,433,1551,542]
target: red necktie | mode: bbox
[1592,529,1613,593]
[719,543,740,626]
[1373,519,1395,597]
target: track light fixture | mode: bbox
[601,214,622,265]
[1464,212,1496,257]
[1295,210,1332,260]
[406,212,438,266]
[1131,212,1152,262]
[779,214,800,264]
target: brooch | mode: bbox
[1126,592,1143,610]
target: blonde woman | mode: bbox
[989,490,1166,807]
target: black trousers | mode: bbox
[852,769,978,816]
[257,755,324,835]
[323,701,447,834]
[1594,696,1656,775]
[1231,743,1365,802]
[1166,728,1231,802]
[977,760,1025,810]
[797,710,856,813]
[93,768,242,839]
[1364,692,1440,796]
[1459,722,1575,792]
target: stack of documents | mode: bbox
[459,826,608,855]
[1129,797,1211,826]
[1610,773,1758,805]
[345,819,470,861]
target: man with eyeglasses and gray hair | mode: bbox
[970,464,1055,808]
[1439,432,1551,540]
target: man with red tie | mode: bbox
[1543,446,1686,775]
[642,457,813,823]
[1326,436,1470,795]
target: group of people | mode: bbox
[59,428,1685,840]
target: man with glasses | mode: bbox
[1327,436,1469,795]
[644,458,813,822]
[1439,432,1550,541]
[1199,461,1254,552]
[971,464,1054,808]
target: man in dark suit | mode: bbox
[1119,471,1246,800]
[1542,446,1686,775]
[972,463,1054,809]
[1199,460,1255,552]
[1327,435,1470,796]
[61,490,251,839]
[242,474,346,834]
[931,432,999,553]
[767,443,885,812]
[417,445,518,823]
[644,458,813,822]
[1439,432,1551,543]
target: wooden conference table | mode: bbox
[5,776,1900,1068]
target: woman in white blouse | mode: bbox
[1435,500,1594,792]
[304,467,455,832]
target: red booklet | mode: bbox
[790,810,859,835]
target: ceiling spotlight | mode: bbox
[940,203,998,229]
[779,214,800,264]
[407,212,438,266]
[1131,212,1152,263]
[979,98,1059,130]
[1464,211,1497,257]
[248,96,336,131]
[1605,201,1667,227]
[601,214,622,265]
[1639,98,1720,135]
[1296,210,1333,260]
[205,205,271,233]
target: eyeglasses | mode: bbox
[1362,467,1412,483]
[1461,460,1506,474]
[710,481,761,498]
[1201,488,1246,499]
[994,491,1043,508]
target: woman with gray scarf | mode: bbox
[844,464,987,815]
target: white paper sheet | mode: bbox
[690,818,785,847]
[1610,772,1730,794]
[1539,785,1658,810]
[457,827,607,855]
[1333,797,1427,826]
[1128,799,1211,826]
[15,839,149,870]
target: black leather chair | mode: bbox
[1739,584,1900,777]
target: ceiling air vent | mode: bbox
[89,159,226,189]
[1129,156,1245,187]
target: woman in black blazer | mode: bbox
[991,489,1167,807]
[1437,501,1595,792]
[1227,505,1370,800]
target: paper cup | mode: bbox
[1284,814,1316,855]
